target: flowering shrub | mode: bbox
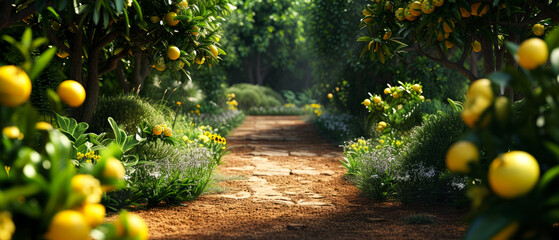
[304,103,323,117]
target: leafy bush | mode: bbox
[191,110,246,136]
[395,110,468,204]
[90,95,165,134]
[248,105,304,116]
[226,84,284,111]
[314,113,363,144]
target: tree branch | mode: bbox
[47,27,71,53]
[99,51,128,75]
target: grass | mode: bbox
[203,172,248,195]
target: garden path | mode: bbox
[134,116,467,239]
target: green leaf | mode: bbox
[21,28,32,50]
[504,41,518,56]
[132,0,143,23]
[538,162,559,192]
[489,71,512,87]
[31,38,48,50]
[55,113,89,142]
[357,36,372,42]
[115,0,124,13]
[465,210,517,240]
[545,27,559,51]
[550,49,559,74]
[46,6,62,20]
[29,47,56,80]
[123,8,130,36]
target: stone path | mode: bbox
[137,116,467,239]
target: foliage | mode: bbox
[312,112,363,144]
[191,110,246,136]
[140,72,205,112]
[453,32,559,239]
[90,95,166,134]
[225,83,284,111]
[358,0,559,80]
[247,105,304,116]
[222,0,311,88]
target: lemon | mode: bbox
[56,50,69,58]
[446,141,479,173]
[459,7,471,18]
[472,40,481,52]
[432,0,444,7]
[178,0,188,9]
[443,20,454,33]
[36,121,53,130]
[57,80,86,107]
[0,211,15,240]
[467,78,493,100]
[383,31,392,40]
[378,121,387,128]
[0,65,32,107]
[150,16,160,23]
[2,126,21,139]
[71,174,102,204]
[327,93,333,99]
[45,210,90,240]
[77,203,105,227]
[153,125,163,135]
[192,26,200,36]
[412,84,421,92]
[195,56,205,65]
[421,0,435,14]
[404,8,416,21]
[384,88,391,94]
[362,9,372,16]
[516,38,548,70]
[532,23,545,36]
[395,8,405,21]
[165,12,179,26]
[373,96,382,104]
[163,127,173,137]
[470,2,489,16]
[209,45,219,58]
[167,46,181,60]
[409,1,422,16]
[115,213,148,240]
[488,151,540,199]
[385,2,394,12]
[103,157,125,180]
[363,99,371,106]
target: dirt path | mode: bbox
[135,116,467,239]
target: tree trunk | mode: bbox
[256,53,263,85]
[68,28,83,83]
[80,47,101,123]
[130,54,152,95]
[116,62,129,94]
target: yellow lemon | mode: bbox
[0,65,32,107]
[150,16,160,23]
[163,127,172,137]
[363,99,371,106]
[532,23,545,36]
[384,88,391,94]
[195,56,205,65]
[78,203,105,227]
[409,1,422,16]
[167,46,181,60]
[516,38,548,70]
[153,125,163,135]
[395,8,406,21]
[472,40,481,52]
[45,210,90,240]
[327,93,333,99]
[383,31,392,40]
[488,151,540,199]
[57,80,86,107]
[2,126,21,139]
[446,141,479,173]
[165,12,179,26]
[209,45,219,58]
[373,96,382,104]
[412,84,421,92]
[36,121,53,130]
[421,0,435,14]
[103,157,125,180]
[115,213,148,240]
[433,0,444,7]
[71,174,102,204]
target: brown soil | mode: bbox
[121,116,468,239]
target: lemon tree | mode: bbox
[357,0,558,81]
[447,31,559,239]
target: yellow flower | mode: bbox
[71,174,103,204]
[190,110,194,113]
[4,166,10,177]
[0,211,15,240]
[204,131,211,136]
[77,152,84,160]
[196,104,200,108]
[379,140,385,144]
[176,101,182,106]
[182,136,188,141]
[36,121,53,130]
[222,146,226,150]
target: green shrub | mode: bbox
[396,110,468,204]
[226,84,284,111]
[90,95,165,134]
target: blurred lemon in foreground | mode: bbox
[363,99,371,106]
[103,157,125,180]
[0,65,31,107]
[115,213,148,240]
[78,203,105,227]
[45,210,90,240]
[488,151,540,199]
[516,38,548,70]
